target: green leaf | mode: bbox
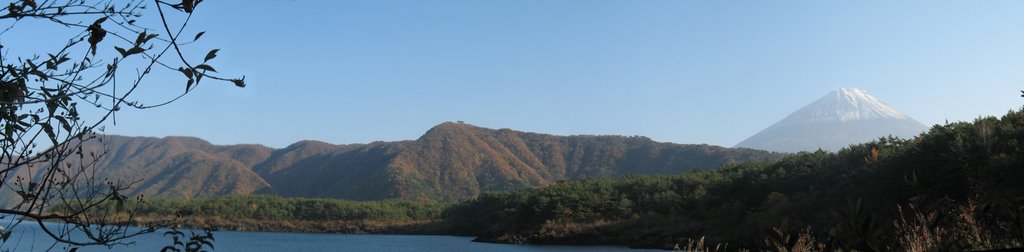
[126,47,145,56]
[193,31,205,41]
[55,116,71,132]
[30,70,47,81]
[115,46,128,57]
[45,53,67,70]
[135,31,147,45]
[56,55,70,65]
[204,49,218,62]
[182,0,194,13]
[45,100,58,116]
[178,67,193,78]
[194,64,216,72]
[42,124,57,146]
[186,79,194,92]
[4,124,13,142]
[45,57,57,70]
[93,16,107,26]
[87,18,108,55]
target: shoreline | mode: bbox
[88,216,661,250]
[106,215,454,235]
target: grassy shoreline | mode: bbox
[106,215,451,235]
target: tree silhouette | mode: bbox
[0,0,241,250]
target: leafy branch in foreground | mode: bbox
[161,228,214,252]
[0,0,242,250]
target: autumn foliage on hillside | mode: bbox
[6,123,782,206]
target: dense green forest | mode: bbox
[446,109,1024,250]
[62,196,452,233]
[122,196,448,222]
[75,109,1024,250]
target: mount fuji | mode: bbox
[736,88,928,153]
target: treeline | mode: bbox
[445,109,1024,250]
[80,195,449,222]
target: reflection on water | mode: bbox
[1,221,653,252]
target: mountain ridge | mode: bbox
[2,122,785,205]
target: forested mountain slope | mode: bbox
[4,123,784,203]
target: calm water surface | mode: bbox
[1,222,656,251]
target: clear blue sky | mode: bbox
[25,1,1024,148]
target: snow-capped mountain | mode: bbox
[736,88,928,153]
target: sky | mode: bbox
[6,1,1024,148]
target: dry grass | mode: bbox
[764,227,825,252]
[673,236,731,252]
[892,204,947,252]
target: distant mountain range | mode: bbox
[4,123,783,203]
[736,88,928,152]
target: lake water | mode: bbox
[1,222,657,251]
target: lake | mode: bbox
[1,222,657,251]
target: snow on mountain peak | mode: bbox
[769,88,910,128]
[736,88,927,152]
